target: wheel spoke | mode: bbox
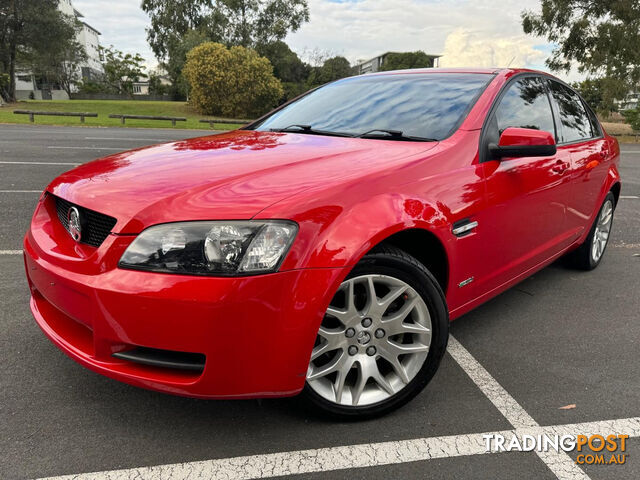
[345,280,356,314]
[381,296,431,336]
[372,370,395,396]
[307,352,344,381]
[325,306,349,324]
[367,285,407,318]
[389,356,410,384]
[385,339,429,355]
[333,369,347,403]
[351,363,367,406]
[312,326,345,359]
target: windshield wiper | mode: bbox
[357,129,437,142]
[270,124,355,138]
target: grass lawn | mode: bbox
[0,100,252,130]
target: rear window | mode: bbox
[255,73,492,140]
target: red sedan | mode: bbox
[24,68,620,418]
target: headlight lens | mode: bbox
[119,221,298,276]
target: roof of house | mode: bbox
[356,51,442,66]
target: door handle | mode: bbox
[551,160,569,174]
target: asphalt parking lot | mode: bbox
[1,124,638,480]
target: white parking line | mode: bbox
[448,336,590,479]
[0,250,22,255]
[0,190,41,193]
[47,146,125,151]
[620,195,639,199]
[37,417,640,480]
[0,161,80,166]
[448,336,536,428]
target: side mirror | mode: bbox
[489,127,556,159]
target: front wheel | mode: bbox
[303,245,449,419]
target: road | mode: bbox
[0,125,638,479]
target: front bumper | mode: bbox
[24,197,347,399]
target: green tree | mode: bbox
[101,46,146,96]
[306,55,351,87]
[256,41,308,83]
[183,42,283,117]
[622,108,640,132]
[256,41,310,103]
[379,51,436,71]
[522,1,640,112]
[148,72,168,96]
[570,77,621,113]
[141,0,309,57]
[165,29,210,99]
[0,0,79,102]
[31,40,87,97]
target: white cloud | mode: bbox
[69,0,582,80]
[440,28,546,69]
[286,0,556,73]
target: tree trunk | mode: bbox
[7,0,17,102]
[8,38,17,102]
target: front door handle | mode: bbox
[551,160,569,174]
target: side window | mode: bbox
[585,104,602,138]
[548,81,593,143]
[495,77,556,137]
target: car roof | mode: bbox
[366,67,544,76]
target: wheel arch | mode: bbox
[368,228,450,295]
[610,181,621,206]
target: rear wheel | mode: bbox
[565,192,615,270]
[303,245,448,419]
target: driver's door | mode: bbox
[478,75,574,293]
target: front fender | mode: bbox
[278,193,452,271]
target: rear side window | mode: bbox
[548,81,593,143]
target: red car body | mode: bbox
[24,68,621,399]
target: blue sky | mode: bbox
[72,0,575,80]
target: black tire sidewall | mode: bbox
[302,249,449,420]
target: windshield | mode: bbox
[253,73,492,140]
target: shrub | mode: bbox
[622,108,640,132]
[183,42,283,118]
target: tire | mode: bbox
[303,245,449,419]
[565,192,616,271]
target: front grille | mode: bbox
[53,195,117,248]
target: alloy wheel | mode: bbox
[307,274,432,407]
[591,199,613,263]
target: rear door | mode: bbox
[478,75,574,293]
[546,80,609,239]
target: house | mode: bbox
[617,92,640,111]
[16,0,104,100]
[125,72,172,96]
[354,51,441,75]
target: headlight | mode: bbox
[119,221,298,276]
